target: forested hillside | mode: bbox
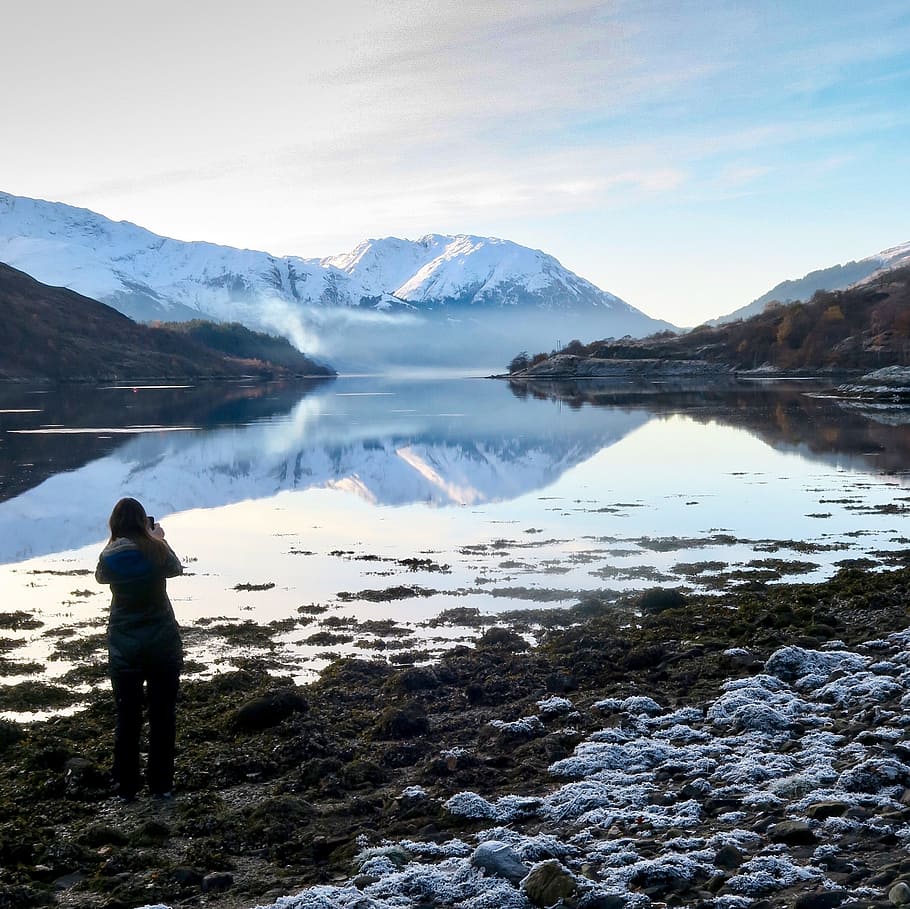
[0,264,333,381]
[515,267,910,373]
[156,320,329,372]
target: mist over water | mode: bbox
[248,302,653,371]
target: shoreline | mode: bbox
[2,566,910,908]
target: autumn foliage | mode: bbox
[534,266,910,372]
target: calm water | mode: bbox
[1,374,908,710]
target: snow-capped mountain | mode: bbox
[0,192,672,367]
[714,241,910,325]
[322,233,629,312]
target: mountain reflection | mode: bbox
[0,380,331,503]
[0,377,648,562]
[1,376,908,565]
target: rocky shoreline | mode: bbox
[2,567,910,908]
[504,355,738,382]
[835,367,910,402]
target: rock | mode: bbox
[476,627,529,651]
[131,819,170,846]
[392,667,441,692]
[172,867,204,887]
[871,871,899,887]
[578,895,628,909]
[807,801,850,820]
[714,844,744,870]
[0,718,23,753]
[794,891,847,909]
[470,841,529,885]
[53,872,86,890]
[521,859,578,906]
[724,648,759,669]
[79,824,129,848]
[233,689,308,731]
[769,820,817,845]
[372,704,429,739]
[63,756,106,792]
[202,871,234,893]
[638,588,687,613]
[353,873,381,889]
[891,883,910,906]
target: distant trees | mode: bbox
[508,352,530,373]
[502,264,910,374]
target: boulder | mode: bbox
[713,844,744,870]
[372,704,429,739]
[794,891,847,909]
[521,859,579,906]
[470,841,529,885]
[233,689,308,731]
[769,820,817,845]
[806,801,849,821]
[202,871,234,893]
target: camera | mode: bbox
[147,516,156,527]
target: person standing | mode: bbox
[95,497,183,799]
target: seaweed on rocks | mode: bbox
[1,568,910,908]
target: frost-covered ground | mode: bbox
[142,631,910,909]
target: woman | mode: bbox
[95,497,183,799]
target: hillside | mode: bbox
[0,263,333,381]
[154,319,326,371]
[512,265,910,375]
[713,241,910,325]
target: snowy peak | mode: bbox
[715,240,910,324]
[0,191,673,364]
[325,232,626,310]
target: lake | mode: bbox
[1,374,908,716]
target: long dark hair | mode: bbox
[108,497,170,565]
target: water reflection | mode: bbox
[0,377,648,562]
[510,377,910,477]
[0,380,331,503]
[1,376,909,565]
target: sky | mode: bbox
[2,0,909,325]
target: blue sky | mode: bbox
[2,0,909,324]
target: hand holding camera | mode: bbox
[147,515,166,541]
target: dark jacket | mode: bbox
[96,537,183,673]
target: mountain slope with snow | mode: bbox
[714,241,910,325]
[0,192,672,367]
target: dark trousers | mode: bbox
[110,665,180,795]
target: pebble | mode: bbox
[891,883,910,906]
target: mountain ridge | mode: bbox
[0,191,672,368]
[714,240,910,325]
